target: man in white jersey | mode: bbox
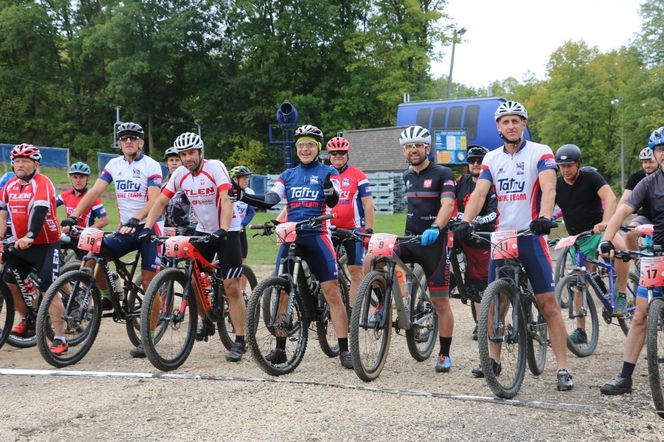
[61,121,163,358]
[141,132,247,362]
[455,100,574,391]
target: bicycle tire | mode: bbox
[36,270,102,367]
[524,297,548,375]
[316,287,340,358]
[555,274,599,357]
[478,279,527,399]
[406,265,437,361]
[0,281,14,349]
[554,246,571,286]
[59,260,82,275]
[647,298,664,419]
[124,282,143,348]
[618,272,640,336]
[218,265,257,351]
[6,279,40,348]
[246,276,308,376]
[349,270,392,382]
[141,268,196,371]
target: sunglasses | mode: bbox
[329,151,347,156]
[467,158,483,165]
[403,143,426,150]
[119,135,141,142]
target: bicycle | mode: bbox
[554,230,640,357]
[35,227,145,367]
[245,214,351,376]
[475,228,551,399]
[348,231,438,382]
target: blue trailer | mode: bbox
[396,96,532,164]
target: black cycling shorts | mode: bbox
[3,242,60,291]
[193,231,243,280]
[395,233,449,298]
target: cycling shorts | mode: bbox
[3,242,60,291]
[240,230,248,259]
[193,230,243,280]
[631,215,651,226]
[460,241,490,282]
[570,233,602,261]
[636,285,662,299]
[332,230,364,266]
[395,233,449,298]
[275,234,337,283]
[489,235,554,295]
[103,223,161,272]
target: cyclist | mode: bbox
[599,126,664,395]
[453,145,498,375]
[234,124,354,369]
[620,147,657,251]
[554,143,630,328]
[229,165,256,265]
[162,146,192,233]
[56,162,109,230]
[364,125,456,373]
[326,136,375,307]
[455,100,574,390]
[60,122,163,358]
[0,144,61,348]
[141,132,247,362]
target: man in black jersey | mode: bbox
[365,125,456,373]
[620,147,657,251]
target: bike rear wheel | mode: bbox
[218,265,257,351]
[524,297,548,375]
[124,283,143,348]
[141,268,196,371]
[36,270,102,367]
[349,270,392,382]
[618,272,640,336]
[0,282,13,350]
[646,298,664,419]
[246,276,308,376]
[478,279,527,399]
[555,274,599,357]
[406,265,437,361]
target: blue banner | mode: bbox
[0,144,69,168]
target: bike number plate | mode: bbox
[276,222,298,244]
[639,256,664,287]
[164,236,192,258]
[555,235,578,250]
[635,224,654,236]
[491,230,518,260]
[368,233,397,257]
[78,227,104,253]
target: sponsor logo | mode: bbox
[132,168,141,178]
[423,179,432,188]
[184,186,216,196]
[497,178,525,194]
[342,178,350,187]
[289,187,319,200]
[310,175,319,185]
[116,180,142,192]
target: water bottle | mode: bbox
[200,272,213,299]
[591,271,607,293]
[23,278,38,308]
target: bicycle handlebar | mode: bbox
[249,214,336,237]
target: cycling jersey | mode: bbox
[479,140,557,231]
[162,160,232,234]
[403,163,455,235]
[455,174,498,245]
[231,187,255,232]
[99,154,162,224]
[164,188,191,229]
[0,173,60,244]
[271,161,340,236]
[555,169,607,235]
[0,172,15,190]
[625,170,653,219]
[56,188,107,228]
[626,169,664,245]
[330,164,372,230]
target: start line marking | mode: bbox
[0,368,599,413]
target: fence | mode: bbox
[0,144,69,171]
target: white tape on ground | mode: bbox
[0,368,599,412]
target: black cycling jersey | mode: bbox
[165,190,191,229]
[626,169,664,245]
[556,169,607,235]
[403,163,455,235]
[625,170,652,219]
[455,174,498,231]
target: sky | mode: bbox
[431,0,645,90]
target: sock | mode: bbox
[620,361,635,379]
[276,337,287,350]
[338,337,349,353]
[100,289,111,300]
[235,335,245,345]
[54,335,66,343]
[439,336,452,356]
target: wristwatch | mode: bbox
[26,231,35,239]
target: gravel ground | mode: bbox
[1,264,663,441]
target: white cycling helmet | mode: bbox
[639,147,654,161]
[399,125,431,146]
[494,100,529,121]
[173,132,204,152]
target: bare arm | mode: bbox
[461,179,491,222]
[436,197,456,229]
[0,210,7,238]
[537,169,556,219]
[594,184,617,233]
[219,189,232,231]
[361,195,375,230]
[91,215,109,230]
[602,202,635,243]
[617,189,632,207]
[72,179,107,218]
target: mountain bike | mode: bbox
[348,232,438,382]
[35,227,145,367]
[475,228,551,399]
[245,214,351,376]
[554,230,639,357]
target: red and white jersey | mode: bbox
[100,154,162,224]
[478,140,557,231]
[56,188,107,228]
[330,164,372,230]
[162,160,232,234]
[0,173,60,244]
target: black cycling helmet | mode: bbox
[555,144,582,164]
[466,145,489,160]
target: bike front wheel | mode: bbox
[141,268,197,371]
[406,265,437,361]
[555,274,599,357]
[0,282,13,350]
[478,279,527,399]
[36,270,102,367]
[349,270,392,382]
[646,298,664,419]
[246,276,308,376]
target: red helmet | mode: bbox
[326,136,350,152]
[11,143,42,162]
